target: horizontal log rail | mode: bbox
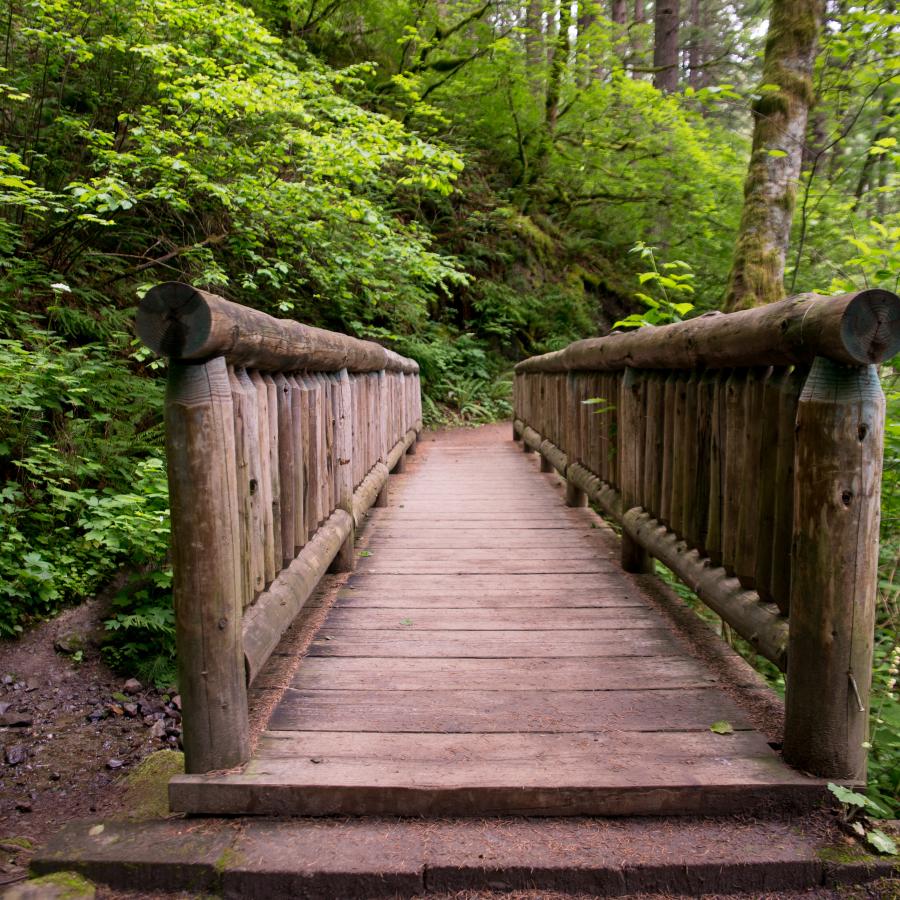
[513,288,900,782]
[137,282,422,774]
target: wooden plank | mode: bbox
[306,629,683,658]
[287,656,716,691]
[343,574,639,591]
[335,591,648,608]
[321,607,661,631]
[354,547,610,560]
[170,728,824,816]
[354,559,618,575]
[268,687,753,733]
[360,533,613,548]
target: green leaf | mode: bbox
[359,550,371,558]
[766,149,788,158]
[710,721,734,735]
[865,829,898,856]
[828,783,867,806]
[399,618,413,626]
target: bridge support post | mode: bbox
[565,480,587,507]
[330,368,355,573]
[393,452,407,473]
[165,357,250,774]
[783,358,883,781]
[540,454,553,473]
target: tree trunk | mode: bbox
[688,0,701,88]
[653,0,680,92]
[723,0,823,311]
[525,0,544,72]
[631,0,646,76]
[545,2,571,133]
[610,0,627,23]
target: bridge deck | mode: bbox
[170,425,823,816]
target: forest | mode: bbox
[0,0,898,815]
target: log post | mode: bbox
[620,368,653,573]
[783,358,884,780]
[330,368,355,573]
[165,357,249,773]
[565,480,587,507]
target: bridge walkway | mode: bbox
[169,424,822,816]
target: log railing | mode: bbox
[513,289,900,781]
[137,282,422,773]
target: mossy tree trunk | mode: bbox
[723,0,824,311]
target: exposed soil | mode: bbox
[0,589,184,889]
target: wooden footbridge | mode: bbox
[136,283,900,819]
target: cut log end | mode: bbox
[137,282,212,359]
[840,288,900,364]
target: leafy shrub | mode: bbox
[0,320,164,635]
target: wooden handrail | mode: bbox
[513,287,900,782]
[138,284,422,774]
[516,289,900,373]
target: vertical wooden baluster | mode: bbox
[373,372,382,465]
[165,357,249,773]
[694,370,716,555]
[312,373,329,515]
[721,369,746,576]
[669,372,688,538]
[361,373,370,479]
[249,371,276,584]
[753,367,784,602]
[378,370,387,462]
[262,373,282,575]
[784,359,884,780]
[300,374,320,536]
[295,375,311,544]
[274,373,295,568]
[318,371,327,522]
[631,369,648,511]
[237,368,265,597]
[620,368,653,572]
[330,368,355,572]
[611,372,622,488]
[735,367,769,588]
[680,371,700,545]
[659,372,676,527]
[286,374,306,551]
[705,370,728,568]
[643,372,664,519]
[769,366,805,612]
[602,371,612,480]
[565,372,587,506]
[227,365,253,608]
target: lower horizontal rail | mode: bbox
[514,418,788,671]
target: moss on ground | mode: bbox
[116,749,185,820]
[23,871,95,898]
